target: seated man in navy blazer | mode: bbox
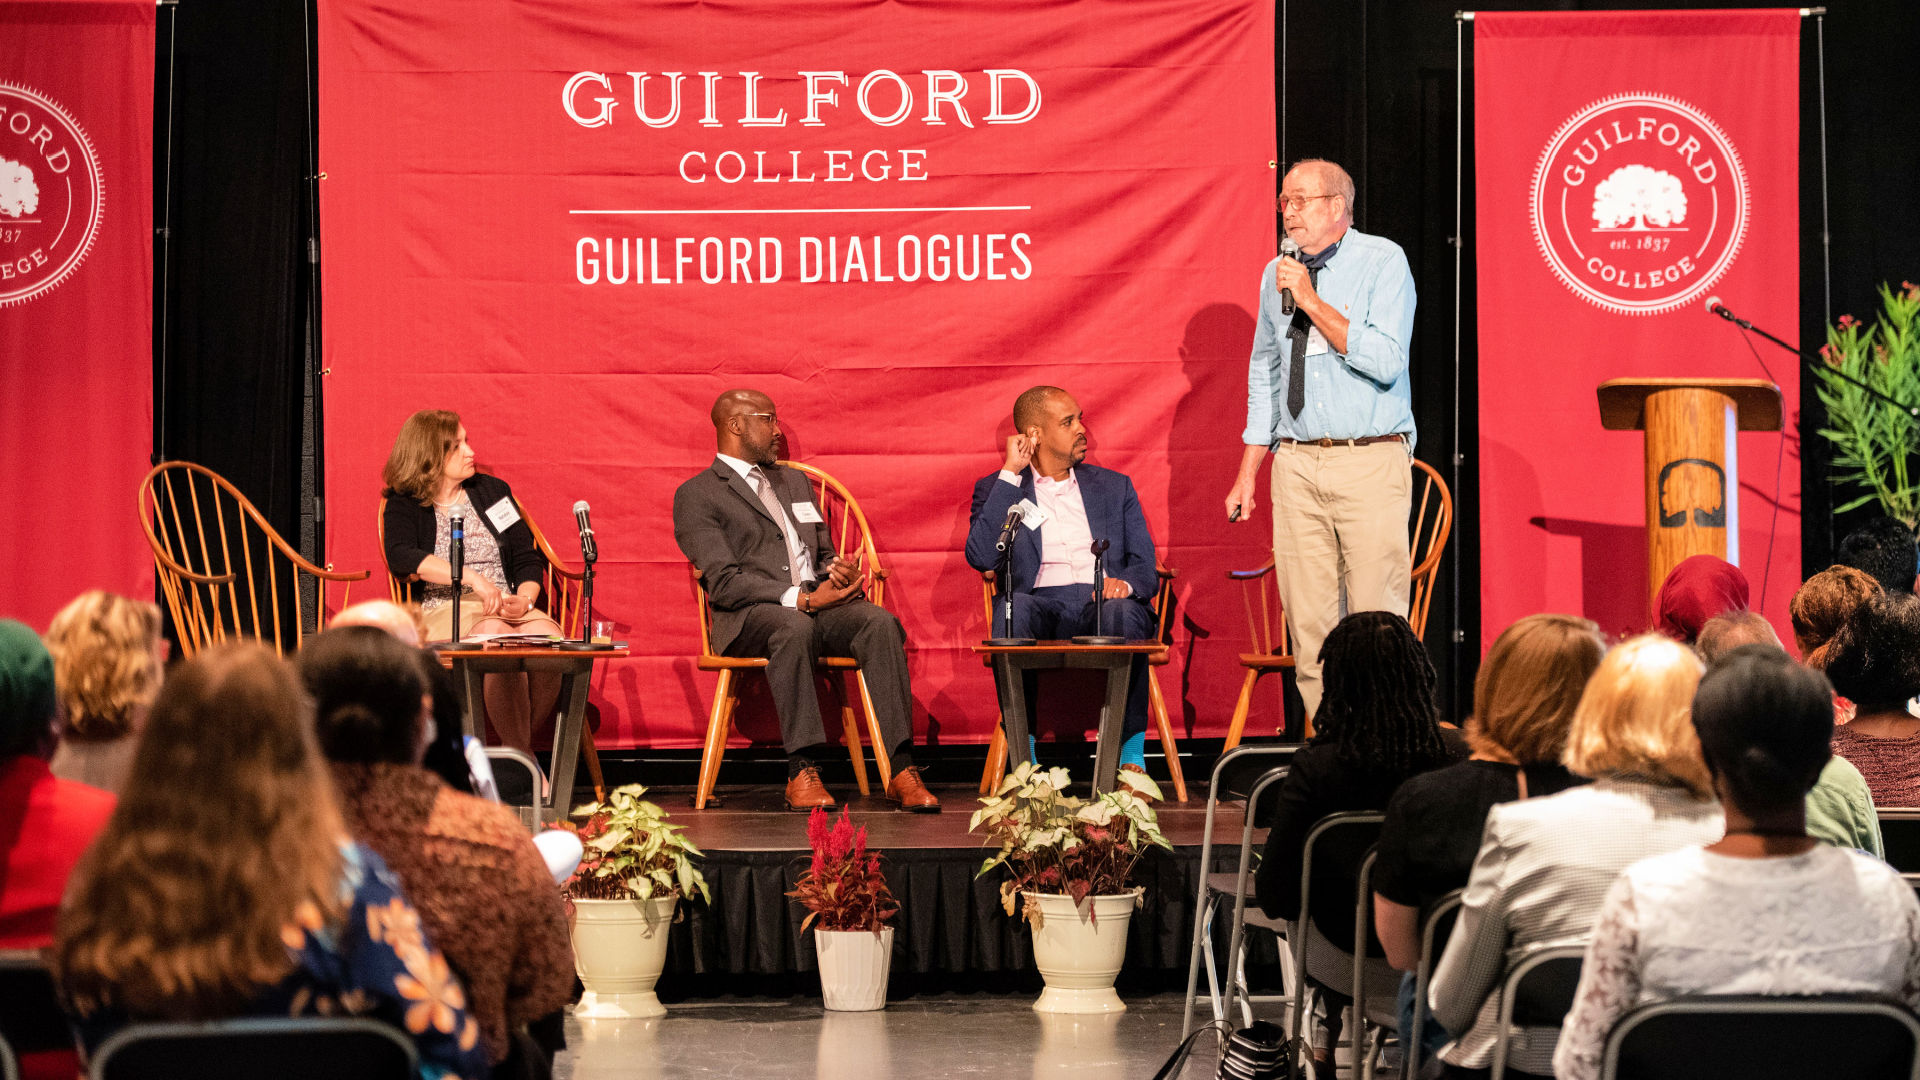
[965,386,1160,778]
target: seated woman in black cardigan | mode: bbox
[1254,610,1463,1078]
[381,409,562,750]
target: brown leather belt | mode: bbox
[1276,433,1409,448]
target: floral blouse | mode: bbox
[72,843,488,1080]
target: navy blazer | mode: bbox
[965,464,1158,614]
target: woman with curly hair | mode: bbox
[42,590,166,793]
[1254,610,1463,1077]
[1823,592,1920,806]
[52,643,487,1080]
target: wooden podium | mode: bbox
[1597,378,1782,612]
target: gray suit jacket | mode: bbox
[673,458,835,654]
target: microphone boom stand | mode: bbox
[983,540,1036,647]
[1712,303,1920,419]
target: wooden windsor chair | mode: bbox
[1223,457,1453,747]
[139,462,368,657]
[688,460,895,810]
[376,493,606,802]
[976,562,1190,802]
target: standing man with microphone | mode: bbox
[966,386,1161,782]
[1222,159,1419,720]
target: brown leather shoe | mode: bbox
[1119,763,1162,803]
[885,766,941,813]
[784,767,835,812]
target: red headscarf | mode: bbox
[1655,554,1751,643]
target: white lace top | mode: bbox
[1552,845,1920,1080]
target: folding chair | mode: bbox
[484,746,547,828]
[1181,743,1302,1036]
[1600,994,1920,1080]
[1407,889,1465,1080]
[91,1017,416,1080]
[0,949,69,1075]
[1350,850,1407,1080]
[1878,808,1920,873]
[1488,943,1586,1080]
[1264,811,1387,1075]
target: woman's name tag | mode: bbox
[485,497,522,532]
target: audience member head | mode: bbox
[1468,614,1606,767]
[1692,645,1833,821]
[381,408,466,505]
[297,626,433,766]
[1790,565,1881,667]
[1822,592,1920,713]
[330,599,427,647]
[1837,516,1918,595]
[42,591,165,743]
[709,388,780,466]
[1313,611,1450,773]
[1693,610,1783,665]
[54,643,345,1019]
[1563,634,1712,798]
[1654,555,1750,643]
[0,619,57,759]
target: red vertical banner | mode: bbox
[1476,10,1800,648]
[0,0,155,630]
[318,1,1277,748]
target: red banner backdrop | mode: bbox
[1476,10,1801,651]
[319,1,1277,748]
[0,0,154,631]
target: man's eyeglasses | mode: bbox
[741,412,778,424]
[1278,194,1337,212]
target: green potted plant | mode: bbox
[560,782,710,1018]
[788,807,899,1011]
[969,762,1171,1014]
[1813,281,1920,524]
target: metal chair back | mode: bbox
[91,1017,416,1080]
[0,950,66,1062]
[1181,744,1302,1036]
[1878,809,1920,873]
[1407,888,1466,1079]
[1489,943,1586,1080]
[1286,811,1387,1047]
[1600,994,1920,1080]
[484,746,547,828]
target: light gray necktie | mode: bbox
[751,467,804,586]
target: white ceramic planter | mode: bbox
[1024,891,1138,1014]
[570,895,677,1018]
[814,926,894,1011]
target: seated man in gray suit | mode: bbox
[672,388,938,813]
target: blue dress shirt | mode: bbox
[1241,227,1418,450]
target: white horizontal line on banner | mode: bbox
[568,206,1033,215]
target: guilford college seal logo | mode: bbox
[1530,93,1748,316]
[0,82,104,308]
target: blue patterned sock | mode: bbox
[1119,732,1146,770]
[1029,734,1038,761]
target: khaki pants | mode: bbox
[1269,440,1412,717]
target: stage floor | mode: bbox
[667,781,1239,853]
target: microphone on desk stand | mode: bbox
[1072,539,1125,645]
[555,499,606,652]
[438,514,483,651]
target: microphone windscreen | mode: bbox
[1703,295,1722,313]
[1280,238,1301,259]
[573,499,591,515]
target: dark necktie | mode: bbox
[1285,240,1341,419]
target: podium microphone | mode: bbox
[573,500,598,564]
[558,500,603,650]
[1279,238,1301,315]
[1703,295,1752,329]
[995,504,1024,552]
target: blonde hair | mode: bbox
[1561,634,1712,798]
[54,644,346,1020]
[1469,614,1606,766]
[43,591,163,741]
[381,409,462,505]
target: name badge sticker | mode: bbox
[791,502,824,524]
[484,497,522,532]
[1017,498,1047,530]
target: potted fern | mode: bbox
[969,762,1171,1014]
[788,807,899,1011]
[560,782,709,1018]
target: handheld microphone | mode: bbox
[573,499,598,565]
[1279,238,1301,315]
[995,504,1024,552]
